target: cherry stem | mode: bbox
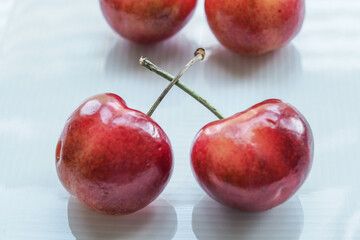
[142,48,206,117]
[140,48,224,119]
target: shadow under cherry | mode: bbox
[104,33,198,82]
[67,196,177,240]
[192,195,304,240]
[204,44,303,84]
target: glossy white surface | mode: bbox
[0,0,359,239]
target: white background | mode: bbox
[0,0,360,239]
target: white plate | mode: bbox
[0,0,360,239]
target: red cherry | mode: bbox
[57,50,205,215]
[100,0,198,44]
[140,51,314,212]
[56,93,173,215]
[205,0,305,55]
[191,99,313,212]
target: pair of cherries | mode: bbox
[99,0,305,56]
[56,49,313,215]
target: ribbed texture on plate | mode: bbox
[0,0,360,239]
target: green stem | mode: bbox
[142,48,208,117]
[139,49,224,120]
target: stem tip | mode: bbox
[139,56,147,65]
[194,48,206,60]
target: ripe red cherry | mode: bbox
[56,93,173,215]
[191,99,313,212]
[139,51,314,212]
[205,0,305,55]
[100,0,198,44]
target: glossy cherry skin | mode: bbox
[205,0,305,55]
[191,99,313,212]
[100,0,198,44]
[56,93,173,215]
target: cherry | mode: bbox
[56,49,205,215]
[191,99,313,211]
[99,0,198,44]
[205,0,305,56]
[141,56,313,212]
[56,93,173,215]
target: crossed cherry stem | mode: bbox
[140,48,224,120]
